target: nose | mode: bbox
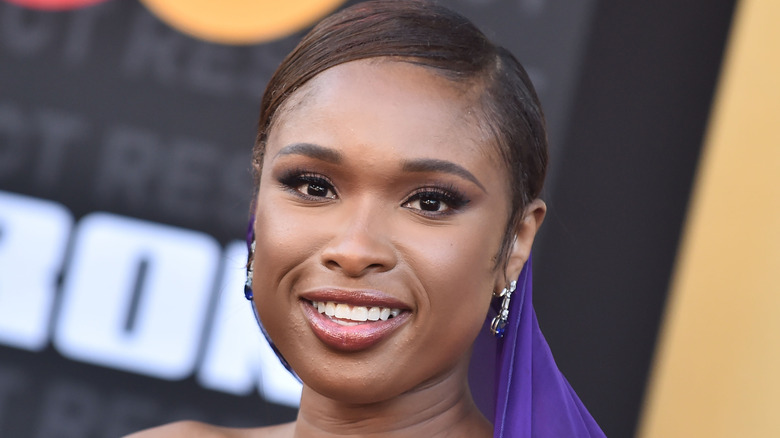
[319,204,397,277]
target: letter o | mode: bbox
[54,213,220,380]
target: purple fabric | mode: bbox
[490,258,606,437]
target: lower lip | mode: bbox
[300,301,411,352]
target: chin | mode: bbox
[301,369,408,405]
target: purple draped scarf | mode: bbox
[483,258,606,437]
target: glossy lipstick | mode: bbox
[299,289,411,352]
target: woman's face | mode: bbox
[252,59,516,403]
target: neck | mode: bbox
[291,360,492,438]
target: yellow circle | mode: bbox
[139,0,348,45]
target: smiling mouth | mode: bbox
[310,300,403,325]
[300,294,411,351]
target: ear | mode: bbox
[500,198,547,286]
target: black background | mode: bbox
[0,0,736,436]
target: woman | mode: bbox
[130,1,605,436]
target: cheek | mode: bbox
[251,209,297,290]
[249,191,318,344]
[407,217,501,296]
[401,221,501,357]
[250,184,327,284]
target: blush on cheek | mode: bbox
[253,204,321,277]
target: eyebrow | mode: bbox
[275,142,343,163]
[402,158,486,192]
[275,144,485,192]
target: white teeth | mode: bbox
[351,306,368,321]
[313,301,402,323]
[334,303,351,319]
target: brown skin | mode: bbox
[126,60,545,438]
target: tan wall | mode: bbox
[639,1,780,436]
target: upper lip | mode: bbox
[299,288,411,310]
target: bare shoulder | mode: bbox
[124,420,295,438]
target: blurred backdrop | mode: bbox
[4,0,778,437]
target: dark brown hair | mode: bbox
[253,0,548,262]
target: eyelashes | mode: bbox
[278,169,336,200]
[276,168,470,216]
[402,186,469,215]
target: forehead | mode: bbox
[267,59,501,165]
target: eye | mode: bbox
[406,195,448,212]
[298,179,335,198]
[279,171,337,200]
[403,187,468,216]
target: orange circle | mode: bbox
[139,0,347,45]
[3,0,108,10]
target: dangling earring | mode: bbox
[244,240,255,301]
[490,280,517,338]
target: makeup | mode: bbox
[299,289,412,351]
